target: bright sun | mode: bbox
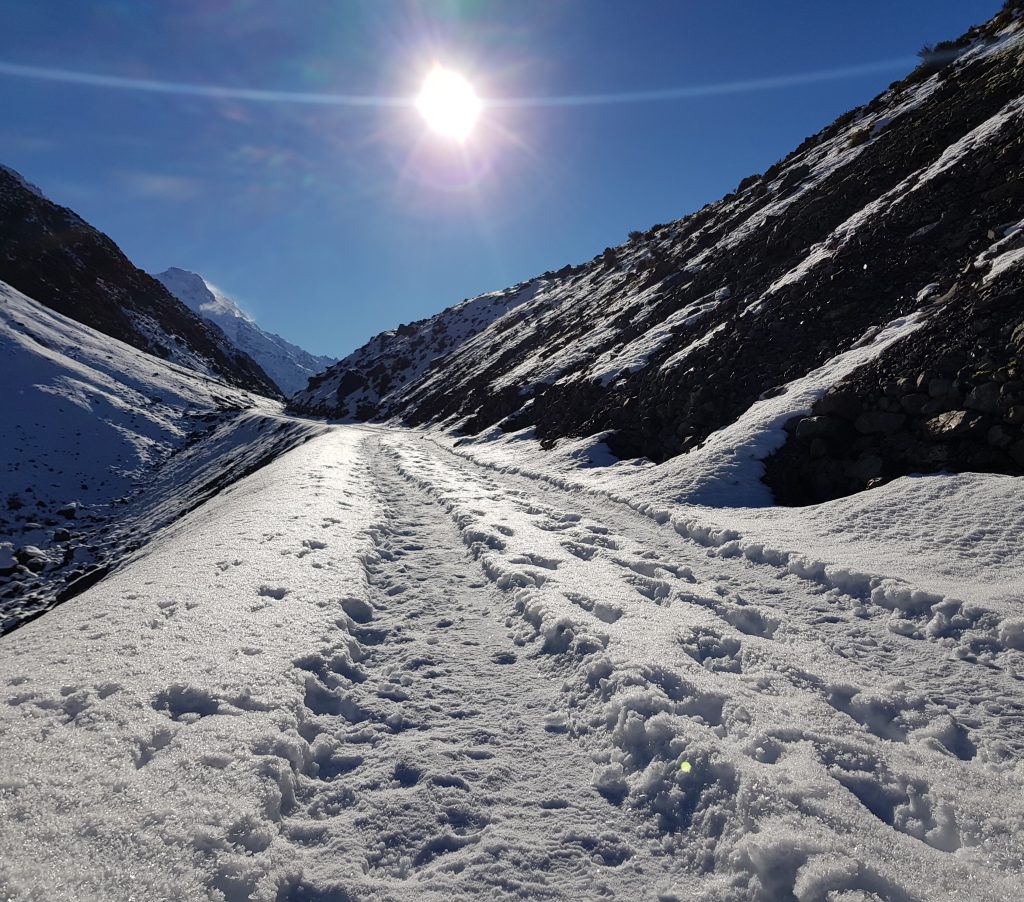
[416,65,481,142]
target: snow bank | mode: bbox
[0,430,379,900]
[0,281,322,632]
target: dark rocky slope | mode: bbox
[292,280,544,418]
[0,165,280,397]
[764,257,1024,503]
[292,3,1024,503]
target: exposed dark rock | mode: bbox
[14,546,48,572]
[900,393,930,415]
[924,410,986,438]
[795,416,844,441]
[965,382,1002,413]
[855,411,906,435]
[816,392,862,420]
[845,454,883,481]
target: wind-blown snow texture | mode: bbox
[155,268,337,397]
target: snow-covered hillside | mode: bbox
[4,259,1022,899]
[155,268,336,397]
[0,280,322,633]
[290,10,1024,506]
[0,165,280,397]
[292,279,544,418]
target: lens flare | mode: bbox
[416,65,481,142]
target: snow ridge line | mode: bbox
[428,435,1024,657]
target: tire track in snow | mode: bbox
[376,430,1024,900]
[276,436,688,900]
[3,424,1021,900]
[411,433,1024,761]
[434,434,1024,658]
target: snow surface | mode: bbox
[2,284,1022,896]
[155,268,337,397]
[0,280,321,631]
[3,424,1023,900]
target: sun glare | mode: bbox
[416,65,481,142]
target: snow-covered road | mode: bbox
[2,426,1023,901]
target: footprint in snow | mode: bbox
[624,573,672,603]
[296,538,327,558]
[565,592,623,624]
[152,684,220,721]
[509,552,561,571]
[562,541,599,561]
[339,596,374,623]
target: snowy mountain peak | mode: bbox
[154,268,337,397]
[0,165,281,397]
[155,267,255,324]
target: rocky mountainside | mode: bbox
[0,165,280,397]
[154,267,336,396]
[290,3,1024,504]
[292,280,544,417]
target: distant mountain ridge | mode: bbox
[292,280,543,419]
[0,165,280,397]
[155,267,336,397]
[289,2,1024,503]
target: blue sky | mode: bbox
[0,1,1003,357]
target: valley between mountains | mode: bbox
[3,4,1024,900]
